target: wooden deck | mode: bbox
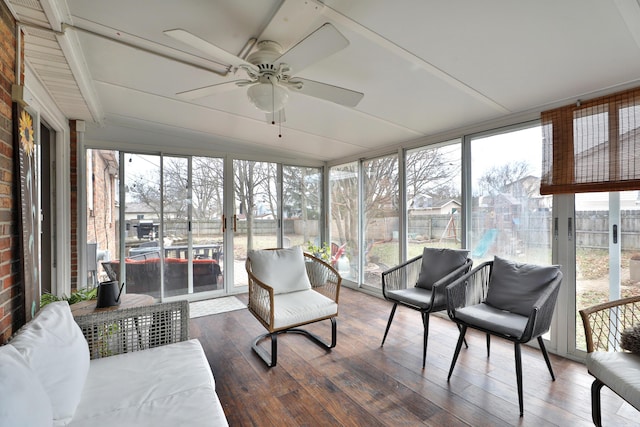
[190,287,638,426]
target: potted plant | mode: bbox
[304,241,331,286]
[630,253,640,282]
[305,241,331,263]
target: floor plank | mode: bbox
[191,287,637,426]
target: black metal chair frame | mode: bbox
[381,254,472,367]
[446,260,562,416]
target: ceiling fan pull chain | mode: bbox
[271,78,276,125]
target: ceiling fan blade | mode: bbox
[293,78,363,107]
[164,29,258,72]
[176,80,244,100]
[275,23,349,73]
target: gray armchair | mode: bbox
[446,256,562,416]
[381,247,472,367]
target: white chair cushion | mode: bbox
[586,351,640,410]
[0,344,53,427]
[10,301,90,425]
[273,289,338,330]
[249,247,312,294]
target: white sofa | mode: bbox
[0,300,228,426]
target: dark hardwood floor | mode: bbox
[190,287,638,426]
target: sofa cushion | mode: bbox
[67,339,228,427]
[10,301,90,425]
[0,344,53,427]
[416,248,469,290]
[485,256,559,316]
[248,246,312,294]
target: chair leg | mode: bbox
[381,303,398,347]
[486,333,491,357]
[448,325,467,380]
[537,336,555,381]
[422,312,429,368]
[252,332,278,367]
[514,342,524,417]
[456,324,469,349]
[591,378,605,427]
[252,318,337,368]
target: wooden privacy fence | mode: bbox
[139,211,640,252]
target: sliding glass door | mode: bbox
[87,150,226,301]
[573,191,640,352]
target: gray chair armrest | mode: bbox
[446,261,492,318]
[381,254,423,297]
[74,300,189,360]
[523,271,563,341]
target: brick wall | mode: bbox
[0,2,23,343]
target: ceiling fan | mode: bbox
[164,23,364,124]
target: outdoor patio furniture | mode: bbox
[446,256,562,416]
[580,295,640,426]
[380,247,472,367]
[245,246,341,367]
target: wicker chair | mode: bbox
[380,248,472,367]
[580,296,640,426]
[446,257,562,416]
[246,247,341,367]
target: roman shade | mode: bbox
[540,86,640,194]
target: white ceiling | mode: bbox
[7,0,640,163]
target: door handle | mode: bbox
[222,215,226,232]
[568,217,573,241]
[613,224,618,244]
[233,215,237,232]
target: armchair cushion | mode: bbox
[416,248,469,290]
[485,256,560,316]
[455,303,529,339]
[272,289,338,329]
[386,288,433,310]
[248,246,312,295]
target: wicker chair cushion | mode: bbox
[0,344,53,427]
[485,257,559,316]
[9,301,90,425]
[621,324,640,354]
[248,247,312,295]
[386,288,434,310]
[455,303,529,339]
[586,351,640,411]
[416,248,469,290]
[272,290,338,329]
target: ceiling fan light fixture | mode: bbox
[247,82,289,113]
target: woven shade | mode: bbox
[541,87,640,194]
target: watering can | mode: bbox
[96,281,125,308]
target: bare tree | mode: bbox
[477,160,531,196]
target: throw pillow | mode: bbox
[416,247,469,290]
[10,301,90,425]
[484,256,560,316]
[0,344,53,427]
[248,246,312,294]
[621,324,640,354]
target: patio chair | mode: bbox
[381,247,472,367]
[245,246,341,367]
[446,256,562,416]
[580,295,640,426]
